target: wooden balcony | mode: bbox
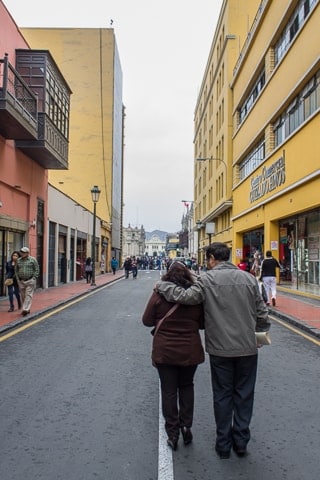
[15,113,69,169]
[14,49,71,170]
[0,54,38,140]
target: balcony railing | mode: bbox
[16,113,69,169]
[0,54,38,139]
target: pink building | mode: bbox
[0,1,71,294]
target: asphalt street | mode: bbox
[0,271,319,480]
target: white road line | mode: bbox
[158,383,174,480]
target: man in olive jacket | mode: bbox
[156,242,270,459]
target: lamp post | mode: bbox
[196,156,227,193]
[196,220,204,266]
[196,156,227,169]
[90,185,101,286]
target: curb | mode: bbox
[0,275,124,336]
[269,307,320,339]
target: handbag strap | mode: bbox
[153,303,179,336]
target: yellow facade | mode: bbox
[195,0,319,289]
[231,0,320,288]
[22,27,123,267]
[193,0,261,261]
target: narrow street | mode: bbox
[0,271,319,480]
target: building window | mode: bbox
[239,70,265,124]
[274,69,320,147]
[274,0,317,65]
[239,138,265,181]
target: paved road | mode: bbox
[0,271,319,480]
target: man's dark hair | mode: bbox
[206,242,230,261]
[265,250,272,257]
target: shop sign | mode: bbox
[249,156,286,203]
[270,241,278,250]
[280,227,287,244]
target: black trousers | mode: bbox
[157,364,198,440]
[209,354,258,452]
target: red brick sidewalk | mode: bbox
[270,291,320,337]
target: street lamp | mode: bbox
[90,185,101,286]
[196,220,204,265]
[196,156,228,195]
[196,156,227,169]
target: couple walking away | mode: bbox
[6,247,40,316]
[142,242,270,458]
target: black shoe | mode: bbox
[167,438,178,451]
[233,444,248,456]
[215,446,230,459]
[181,426,193,445]
[22,310,30,316]
[8,306,14,312]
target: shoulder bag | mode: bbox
[151,304,179,336]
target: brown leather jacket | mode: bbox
[142,291,205,367]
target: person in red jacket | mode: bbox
[142,261,204,451]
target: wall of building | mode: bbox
[231,0,320,288]
[22,27,124,264]
[0,1,48,292]
[193,0,261,261]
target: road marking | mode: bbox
[0,280,122,343]
[270,315,320,346]
[158,384,174,480]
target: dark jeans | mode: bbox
[209,354,258,452]
[125,269,131,278]
[157,364,198,440]
[85,271,92,283]
[8,283,21,309]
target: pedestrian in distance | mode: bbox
[85,257,93,284]
[110,256,119,275]
[250,250,262,277]
[156,242,270,459]
[143,260,205,451]
[131,260,138,279]
[237,259,249,271]
[260,250,281,306]
[5,251,22,312]
[123,256,132,279]
[15,247,40,316]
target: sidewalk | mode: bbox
[1,272,320,338]
[272,288,320,338]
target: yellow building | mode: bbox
[231,0,320,290]
[193,0,261,263]
[22,27,124,271]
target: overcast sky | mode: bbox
[4,0,223,233]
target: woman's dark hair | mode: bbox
[206,242,230,261]
[86,257,92,265]
[161,261,195,288]
[11,251,20,260]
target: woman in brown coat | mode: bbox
[142,261,205,450]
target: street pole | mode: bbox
[90,185,101,286]
[91,200,97,286]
